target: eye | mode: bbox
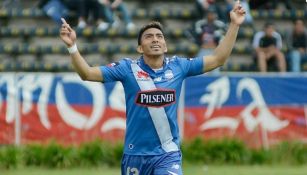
[144,34,153,39]
[157,35,164,39]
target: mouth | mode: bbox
[151,45,161,49]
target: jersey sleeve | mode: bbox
[176,56,204,77]
[100,59,129,82]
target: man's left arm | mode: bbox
[203,0,246,72]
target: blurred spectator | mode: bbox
[78,0,111,31]
[38,0,71,25]
[98,0,136,31]
[249,0,293,10]
[195,0,226,22]
[225,0,253,26]
[252,22,286,72]
[286,19,307,72]
[2,0,20,8]
[194,8,226,73]
[38,0,111,30]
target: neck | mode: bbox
[143,55,164,69]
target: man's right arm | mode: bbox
[60,18,103,82]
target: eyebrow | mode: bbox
[143,33,164,37]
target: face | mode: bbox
[207,12,216,22]
[265,25,274,36]
[138,28,167,56]
[294,20,304,33]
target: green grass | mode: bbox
[183,164,307,175]
[2,164,307,175]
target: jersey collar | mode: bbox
[139,56,168,74]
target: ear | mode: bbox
[164,44,168,53]
[137,45,143,54]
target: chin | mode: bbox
[146,50,162,55]
[150,52,164,56]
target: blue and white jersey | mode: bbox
[100,56,204,155]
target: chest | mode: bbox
[260,36,277,47]
[124,65,182,92]
[293,34,306,47]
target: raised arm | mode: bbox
[203,0,246,72]
[59,18,103,82]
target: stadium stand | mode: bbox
[0,0,306,72]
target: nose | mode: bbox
[152,36,159,43]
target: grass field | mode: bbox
[2,164,307,175]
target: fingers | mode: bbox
[61,18,67,24]
[60,27,70,35]
[60,24,72,36]
[238,8,246,15]
[61,17,73,32]
[233,0,245,14]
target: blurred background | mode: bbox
[0,0,307,174]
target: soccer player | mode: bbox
[60,1,245,174]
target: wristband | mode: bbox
[67,43,78,54]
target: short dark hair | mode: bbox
[264,22,274,29]
[293,18,303,24]
[137,21,164,45]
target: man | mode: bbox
[194,7,226,73]
[195,0,225,22]
[286,19,307,72]
[60,1,245,174]
[98,0,136,31]
[252,22,286,72]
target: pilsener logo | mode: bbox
[135,89,176,107]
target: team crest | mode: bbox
[164,70,174,80]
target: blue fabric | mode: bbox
[115,3,132,24]
[43,0,68,25]
[121,151,182,175]
[289,50,301,72]
[102,2,132,24]
[288,50,307,72]
[100,56,203,155]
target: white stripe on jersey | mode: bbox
[131,63,179,152]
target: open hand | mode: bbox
[59,18,76,47]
